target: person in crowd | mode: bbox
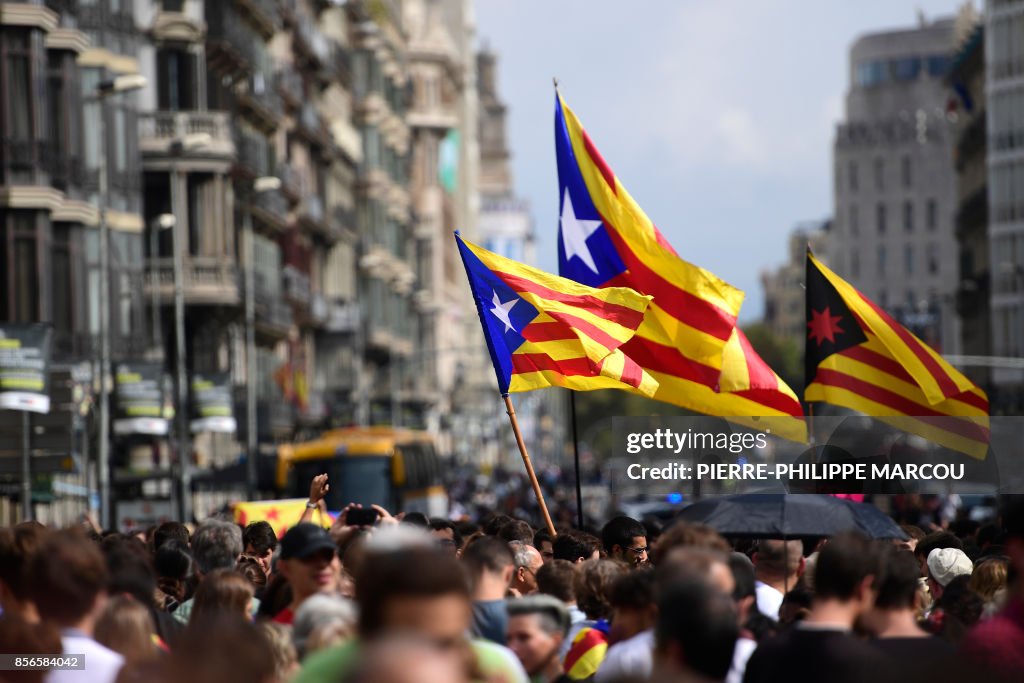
[929,575,983,645]
[191,568,255,624]
[652,575,738,683]
[0,614,62,683]
[28,529,124,683]
[751,540,804,621]
[94,595,161,665]
[970,555,1009,616]
[535,529,555,564]
[483,514,515,536]
[242,520,278,579]
[506,595,572,683]
[975,524,1005,559]
[601,516,648,568]
[861,547,954,679]
[510,542,545,596]
[463,535,515,644]
[726,552,763,683]
[292,593,358,660]
[172,520,249,625]
[165,613,277,683]
[294,532,528,682]
[914,531,963,576]
[742,532,889,683]
[236,554,268,598]
[650,522,730,566]
[273,523,341,625]
[926,547,974,604]
[340,635,473,683]
[101,536,180,649]
[499,519,536,546]
[896,524,926,553]
[777,589,812,626]
[536,559,586,651]
[0,521,48,623]
[563,559,625,680]
[429,518,463,556]
[153,540,193,614]
[261,621,300,682]
[594,568,657,682]
[152,521,190,553]
[553,530,601,564]
[960,497,1024,681]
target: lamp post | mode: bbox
[167,132,211,524]
[245,175,281,500]
[96,73,146,531]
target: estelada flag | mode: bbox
[233,498,333,538]
[805,250,989,459]
[554,92,806,440]
[456,232,658,397]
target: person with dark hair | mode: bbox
[927,574,983,646]
[154,540,193,614]
[0,614,62,683]
[553,530,601,564]
[506,595,572,683]
[0,521,48,623]
[235,555,268,598]
[498,519,535,545]
[653,576,738,683]
[726,552,762,683]
[482,513,514,536]
[594,569,657,682]
[401,512,430,528]
[191,569,255,624]
[960,497,1024,681]
[914,531,963,576]
[273,523,341,625]
[975,523,1005,559]
[862,548,954,676]
[462,535,515,644]
[29,529,124,683]
[102,538,180,649]
[601,516,648,567]
[743,532,888,683]
[94,595,160,666]
[242,520,278,578]
[650,521,730,566]
[536,559,583,656]
[896,524,926,553]
[777,589,812,626]
[167,613,277,683]
[429,518,463,555]
[752,539,804,621]
[535,529,555,564]
[295,539,527,683]
[152,521,190,553]
[926,547,973,604]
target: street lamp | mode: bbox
[167,132,211,524]
[245,175,281,500]
[96,72,146,531]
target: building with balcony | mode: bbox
[832,14,961,354]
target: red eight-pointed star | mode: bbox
[808,306,844,345]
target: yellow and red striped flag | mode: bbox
[554,93,806,441]
[456,233,658,397]
[805,250,989,458]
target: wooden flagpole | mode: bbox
[504,394,557,537]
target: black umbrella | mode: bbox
[676,493,907,540]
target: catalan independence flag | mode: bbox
[455,233,658,397]
[555,93,806,440]
[805,250,989,459]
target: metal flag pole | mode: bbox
[503,394,556,537]
[569,392,584,529]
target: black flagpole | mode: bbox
[570,392,584,529]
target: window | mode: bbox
[926,199,937,230]
[892,57,921,81]
[903,201,914,232]
[51,224,73,341]
[848,161,858,192]
[856,60,888,87]
[927,55,950,77]
[878,289,888,308]
[877,203,887,234]
[874,157,884,191]
[3,212,40,322]
[901,155,911,188]
[157,48,197,111]
[904,245,914,275]
[878,245,887,275]
[4,31,32,142]
[928,243,939,274]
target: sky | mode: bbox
[474,0,973,322]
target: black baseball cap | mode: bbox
[279,523,336,560]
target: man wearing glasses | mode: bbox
[602,516,649,568]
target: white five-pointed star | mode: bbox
[560,187,603,274]
[489,290,518,332]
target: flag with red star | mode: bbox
[805,250,989,459]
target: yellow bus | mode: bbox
[275,427,448,517]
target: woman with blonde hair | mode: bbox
[969,556,1009,617]
[95,595,160,665]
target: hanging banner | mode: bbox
[190,372,237,433]
[113,362,169,435]
[0,323,53,414]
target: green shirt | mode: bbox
[295,637,529,683]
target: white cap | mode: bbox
[926,547,973,587]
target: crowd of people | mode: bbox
[1,478,1023,683]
